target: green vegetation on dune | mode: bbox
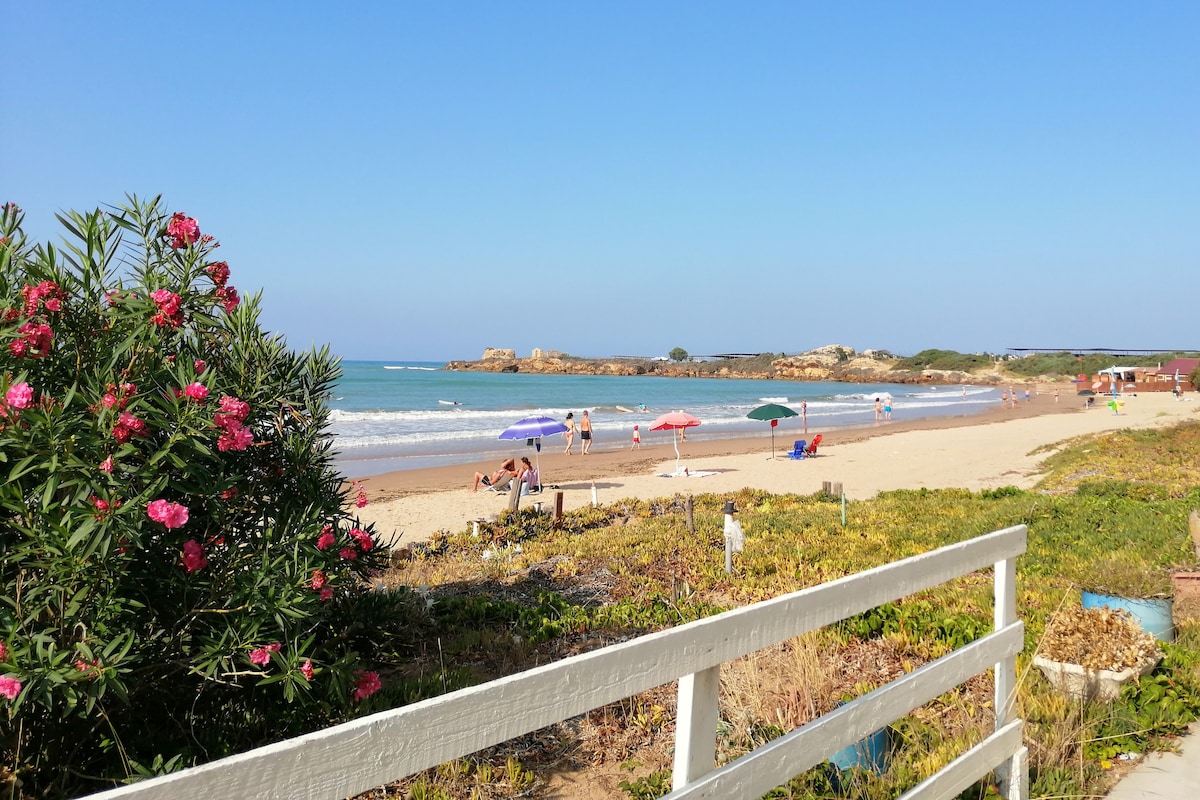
[386,422,1200,800]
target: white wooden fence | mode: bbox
[86,524,1028,800]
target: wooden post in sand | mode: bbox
[508,485,521,513]
[552,491,564,526]
[685,495,695,535]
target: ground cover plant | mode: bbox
[368,423,1200,799]
[0,199,421,798]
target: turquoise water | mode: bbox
[330,361,1002,476]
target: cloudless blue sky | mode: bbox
[3,3,1196,361]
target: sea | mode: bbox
[329,361,1006,478]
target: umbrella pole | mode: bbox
[674,428,681,474]
[771,426,775,459]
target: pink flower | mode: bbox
[316,529,336,550]
[6,383,32,410]
[319,588,333,602]
[339,547,358,561]
[181,539,207,572]
[217,423,253,452]
[216,286,240,314]
[300,659,314,681]
[311,570,327,590]
[0,641,7,660]
[12,321,53,359]
[167,212,200,248]
[99,456,114,473]
[352,670,381,701]
[148,499,189,529]
[183,382,208,401]
[0,675,22,701]
[249,643,280,667]
[101,393,118,408]
[150,289,184,327]
[206,261,230,288]
[218,395,250,421]
[194,359,207,373]
[349,527,373,552]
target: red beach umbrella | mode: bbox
[649,411,701,475]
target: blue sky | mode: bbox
[3,3,1196,362]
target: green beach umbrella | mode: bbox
[747,403,798,459]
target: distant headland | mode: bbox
[444,346,1200,389]
[446,345,1024,385]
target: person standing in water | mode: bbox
[631,424,641,449]
[580,410,593,454]
[562,412,576,454]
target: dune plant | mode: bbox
[0,197,401,797]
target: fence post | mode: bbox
[994,527,1028,800]
[673,666,720,791]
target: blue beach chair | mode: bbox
[786,440,807,460]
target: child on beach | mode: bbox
[631,424,641,449]
[580,410,593,454]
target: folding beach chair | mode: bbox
[786,440,807,460]
[804,434,823,457]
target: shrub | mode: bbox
[0,197,398,797]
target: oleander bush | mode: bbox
[0,197,409,798]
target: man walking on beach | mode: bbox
[580,410,593,454]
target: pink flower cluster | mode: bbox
[249,642,281,666]
[314,524,373,561]
[167,212,200,248]
[181,539,207,572]
[311,569,332,601]
[112,411,147,444]
[353,670,381,701]
[91,495,121,520]
[316,525,336,550]
[0,639,20,701]
[205,261,240,313]
[1,382,33,422]
[206,261,230,287]
[351,480,368,508]
[151,288,184,328]
[214,395,254,452]
[9,320,53,359]
[147,499,189,529]
[19,281,65,317]
[216,286,240,314]
[0,675,20,702]
[101,382,137,411]
[300,659,314,681]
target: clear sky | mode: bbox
[3,3,1196,362]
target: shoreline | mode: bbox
[353,393,1197,548]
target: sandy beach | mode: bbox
[354,393,1198,548]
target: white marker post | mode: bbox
[722,500,744,574]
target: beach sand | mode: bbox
[353,393,1198,548]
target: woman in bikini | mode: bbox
[472,458,516,492]
[562,412,576,454]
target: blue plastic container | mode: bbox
[830,726,890,773]
[1081,591,1175,642]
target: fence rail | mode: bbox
[86,525,1028,800]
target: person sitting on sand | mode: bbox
[516,456,535,493]
[472,458,516,492]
